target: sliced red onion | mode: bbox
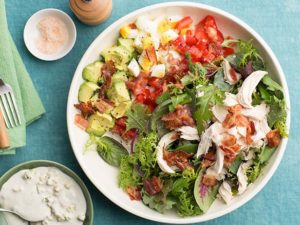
[200,183,208,198]
[130,130,138,153]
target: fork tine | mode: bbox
[4,93,18,127]
[8,92,21,125]
[0,95,14,128]
[0,99,10,128]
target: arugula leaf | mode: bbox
[262,75,284,93]
[194,85,225,133]
[213,69,234,92]
[126,104,151,134]
[96,136,128,167]
[142,180,175,213]
[169,93,192,111]
[150,99,172,132]
[185,53,208,86]
[119,154,141,189]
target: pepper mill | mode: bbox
[69,0,112,26]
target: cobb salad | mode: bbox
[74,14,288,216]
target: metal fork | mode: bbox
[0,79,21,128]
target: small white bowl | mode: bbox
[24,8,76,61]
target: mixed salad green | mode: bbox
[74,14,288,216]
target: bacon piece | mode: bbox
[163,149,193,171]
[224,154,237,167]
[126,186,142,200]
[228,104,243,114]
[143,176,163,196]
[126,71,149,96]
[94,99,114,113]
[266,129,281,147]
[145,46,157,65]
[222,134,237,146]
[111,116,137,140]
[161,105,195,130]
[201,150,216,168]
[220,144,241,156]
[74,114,89,130]
[74,101,94,118]
[98,60,116,98]
[202,174,218,187]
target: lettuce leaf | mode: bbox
[96,136,128,167]
[126,104,151,134]
[119,155,141,189]
[194,85,225,133]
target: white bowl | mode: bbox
[24,8,76,61]
[66,2,290,223]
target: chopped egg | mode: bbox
[151,64,166,78]
[134,32,147,51]
[119,25,138,39]
[138,50,152,71]
[141,36,153,49]
[161,29,179,45]
[128,58,140,77]
[135,15,154,33]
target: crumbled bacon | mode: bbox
[74,114,89,130]
[74,101,94,118]
[161,105,195,130]
[202,174,218,186]
[222,134,237,146]
[94,99,114,113]
[201,150,216,168]
[220,144,241,156]
[143,176,163,196]
[101,60,116,88]
[266,129,281,147]
[224,154,237,167]
[126,71,149,96]
[126,186,142,200]
[163,149,193,171]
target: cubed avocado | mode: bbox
[112,71,128,84]
[117,38,135,53]
[86,112,114,136]
[111,101,132,118]
[101,45,131,70]
[107,81,130,104]
[78,82,99,102]
[82,61,104,83]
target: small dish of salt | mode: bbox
[24,8,76,61]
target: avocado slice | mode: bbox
[107,81,130,104]
[117,38,135,53]
[101,45,131,71]
[111,101,132,118]
[112,71,128,84]
[78,82,99,102]
[86,112,115,136]
[82,61,104,84]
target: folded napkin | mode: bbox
[0,0,45,154]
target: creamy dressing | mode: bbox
[0,167,86,225]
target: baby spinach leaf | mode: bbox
[96,136,128,167]
[126,104,151,134]
[213,69,234,92]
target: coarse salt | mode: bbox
[36,16,68,55]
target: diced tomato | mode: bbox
[115,117,127,128]
[175,16,193,30]
[201,49,215,63]
[223,47,235,57]
[188,46,202,61]
[172,36,188,54]
[201,15,218,29]
[148,77,161,89]
[186,30,197,46]
[122,129,137,140]
[135,93,146,103]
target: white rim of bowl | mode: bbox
[66,1,291,224]
[23,8,77,61]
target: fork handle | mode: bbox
[0,110,9,149]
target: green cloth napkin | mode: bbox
[0,0,45,154]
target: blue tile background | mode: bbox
[1,0,299,224]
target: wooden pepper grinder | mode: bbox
[69,0,112,25]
